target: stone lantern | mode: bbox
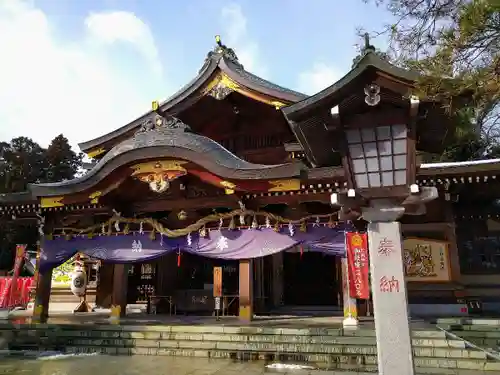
[282,39,446,375]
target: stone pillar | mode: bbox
[239,259,253,321]
[111,264,128,318]
[33,268,53,323]
[271,252,284,308]
[363,201,415,375]
[341,256,358,327]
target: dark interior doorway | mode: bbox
[283,252,338,306]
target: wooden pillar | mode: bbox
[111,264,128,318]
[444,203,461,281]
[271,252,284,308]
[156,253,178,295]
[95,262,114,308]
[239,259,253,321]
[253,257,265,313]
[33,268,53,323]
[335,256,342,306]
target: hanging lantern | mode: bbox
[70,262,87,297]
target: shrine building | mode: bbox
[2,36,500,320]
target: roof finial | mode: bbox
[215,35,222,47]
[209,34,241,66]
[363,33,375,52]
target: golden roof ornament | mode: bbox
[207,35,242,67]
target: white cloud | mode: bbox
[85,11,162,76]
[220,3,268,77]
[297,63,343,95]
[0,1,164,151]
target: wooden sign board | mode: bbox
[403,238,451,282]
[213,266,222,297]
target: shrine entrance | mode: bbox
[282,251,341,307]
[127,262,157,303]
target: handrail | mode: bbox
[435,324,500,361]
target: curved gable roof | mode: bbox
[33,116,305,197]
[79,39,307,155]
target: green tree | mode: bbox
[44,134,83,182]
[0,134,82,270]
[363,0,500,160]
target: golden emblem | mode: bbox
[351,234,363,247]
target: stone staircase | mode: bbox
[0,322,499,373]
[435,318,500,356]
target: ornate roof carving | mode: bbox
[205,35,242,68]
[29,116,305,197]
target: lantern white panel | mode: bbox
[368,173,381,187]
[352,158,367,173]
[355,173,369,188]
[346,129,361,144]
[395,170,407,185]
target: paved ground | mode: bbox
[5,307,437,333]
[0,354,341,375]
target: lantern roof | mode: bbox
[282,37,457,168]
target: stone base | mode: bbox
[342,316,358,327]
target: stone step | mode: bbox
[7,336,484,358]
[437,318,500,327]
[4,330,465,350]
[3,323,498,371]
[0,322,449,338]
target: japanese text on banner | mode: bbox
[346,232,370,299]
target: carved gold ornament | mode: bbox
[202,73,290,110]
[268,179,300,192]
[89,191,102,204]
[220,180,236,195]
[86,147,106,159]
[40,196,64,208]
[131,160,187,194]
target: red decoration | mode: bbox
[177,250,181,267]
[0,277,33,308]
[300,245,303,259]
[346,232,370,300]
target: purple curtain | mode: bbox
[40,225,350,271]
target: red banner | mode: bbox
[346,232,370,300]
[0,277,33,308]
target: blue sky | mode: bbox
[0,0,394,149]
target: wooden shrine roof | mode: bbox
[79,38,306,157]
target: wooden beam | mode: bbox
[131,196,241,213]
[401,222,449,232]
